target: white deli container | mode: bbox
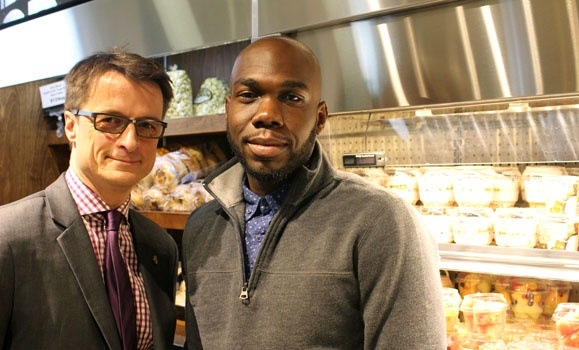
[418,167,456,207]
[493,208,539,248]
[451,207,494,245]
[418,206,455,243]
[491,166,521,208]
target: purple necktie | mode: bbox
[104,210,137,350]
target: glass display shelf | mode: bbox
[439,243,579,282]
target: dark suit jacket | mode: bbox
[0,174,178,350]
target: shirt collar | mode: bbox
[242,176,291,220]
[65,169,130,219]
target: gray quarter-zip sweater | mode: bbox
[182,141,446,349]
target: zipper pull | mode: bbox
[239,283,249,304]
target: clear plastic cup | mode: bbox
[544,281,572,316]
[443,288,462,334]
[460,293,508,340]
[508,278,548,320]
[553,302,579,349]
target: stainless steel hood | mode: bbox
[1,0,577,114]
[0,0,251,88]
[283,0,579,112]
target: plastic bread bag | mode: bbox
[142,185,171,211]
[165,182,208,212]
[130,184,148,210]
[166,67,194,118]
[192,77,230,116]
[152,148,202,189]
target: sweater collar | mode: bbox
[203,140,335,210]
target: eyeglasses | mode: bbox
[72,109,167,139]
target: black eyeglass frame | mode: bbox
[71,109,168,139]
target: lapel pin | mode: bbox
[153,255,159,265]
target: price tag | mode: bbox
[39,80,66,109]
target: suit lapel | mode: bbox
[47,175,122,350]
[133,222,165,350]
[131,212,177,350]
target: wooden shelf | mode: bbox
[46,114,227,146]
[164,114,226,136]
[138,211,189,230]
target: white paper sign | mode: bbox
[39,80,66,109]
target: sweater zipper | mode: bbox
[239,282,249,304]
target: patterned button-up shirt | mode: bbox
[242,178,290,280]
[65,170,153,350]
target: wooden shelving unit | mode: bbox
[139,211,189,230]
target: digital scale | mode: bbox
[342,152,386,168]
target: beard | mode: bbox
[227,126,317,185]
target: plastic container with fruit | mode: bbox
[459,338,507,350]
[459,293,508,340]
[553,302,579,349]
[508,278,548,320]
[443,288,462,334]
[544,280,572,317]
[492,276,513,308]
[537,214,575,250]
[522,171,576,210]
[457,272,493,298]
[505,340,557,349]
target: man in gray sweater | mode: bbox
[182,36,446,349]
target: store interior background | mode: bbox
[0,0,578,341]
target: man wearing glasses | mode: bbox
[0,50,178,350]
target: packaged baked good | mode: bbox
[164,182,211,212]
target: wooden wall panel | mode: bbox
[166,40,250,96]
[0,78,63,205]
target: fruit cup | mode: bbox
[443,288,462,333]
[553,302,579,349]
[459,293,508,340]
[508,278,547,320]
[457,272,493,298]
[544,281,572,316]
